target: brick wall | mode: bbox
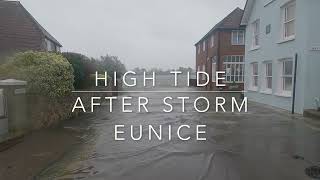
[195,30,245,90]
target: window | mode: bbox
[231,30,245,45]
[281,59,293,92]
[252,19,260,48]
[197,45,200,54]
[251,62,259,89]
[212,61,216,82]
[282,1,296,39]
[223,56,244,83]
[56,46,61,52]
[266,24,271,34]
[202,64,206,80]
[211,35,215,47]
[203,41,206,52]
[264,62,272,90]
[45,38,56,51]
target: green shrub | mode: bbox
[62,52,97,89]
[0,51,74,99]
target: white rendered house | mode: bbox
[241,0,320,114]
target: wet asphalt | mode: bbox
[36,86,320,180]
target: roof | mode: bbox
[0,1,62,52]
[195,7,244,45]
[240,0,255,26]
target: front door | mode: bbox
[0,89,8,135]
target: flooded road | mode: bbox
[37,77,320,180]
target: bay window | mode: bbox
[223,56,244,83]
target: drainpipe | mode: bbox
[291,53,298,114]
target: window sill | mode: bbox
[260,89,272,95]
[250,46,260,51]
[277,36,295,44]
[274,92,292,97]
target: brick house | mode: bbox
[0,1,62,59]
[195,8,245,90]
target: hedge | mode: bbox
[0,51,74,99]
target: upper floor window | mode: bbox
[211,35,215,47]
[56,46,61,52]
[231,30,245,45]
[203,41,206,52]
[45,38,55,52]
[197,45,200,54]
[281,1,296,40]
[252,19,260,48]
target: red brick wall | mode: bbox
[195,29,245,90]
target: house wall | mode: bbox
[302,0,320,110]
[244,0,320,113]
[196,30,245,90]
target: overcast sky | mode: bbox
[20,0,246,70]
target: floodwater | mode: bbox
[37,75,320,180]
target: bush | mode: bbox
[0,51,74,99]
[62,52,97,89]
[62,52,127,89]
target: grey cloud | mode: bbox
[19,0,246,69]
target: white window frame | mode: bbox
[211,34,215,47]
[261,61,273,94]
[231,30,245,45]
[251,19,260,49]
[203,41,206,52]
[281,1,296,40]
[223,55,244,83]
[250,62,259,91]
[278,58,293,96]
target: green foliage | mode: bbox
[62,53,127,89]
[62,52,96,89]
[0,51,74,99]
[97,55,127,78]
